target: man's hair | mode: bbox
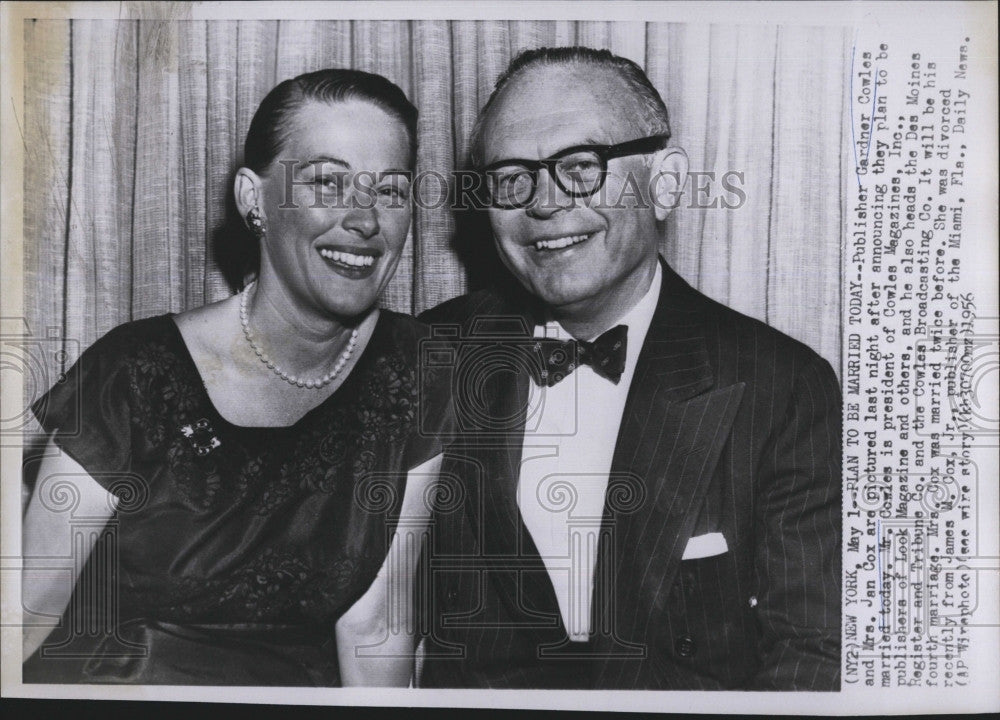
[469,46,672,167]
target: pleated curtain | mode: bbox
[23,19,850,402]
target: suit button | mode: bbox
[675,635,696,657]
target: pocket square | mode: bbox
[681,532,728,560]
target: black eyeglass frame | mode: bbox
[480,134,671,209]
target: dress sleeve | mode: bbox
[30,326,135,486]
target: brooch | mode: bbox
[180,418,222,456]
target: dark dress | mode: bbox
[23,311,451,685]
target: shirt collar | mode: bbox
[609,261,661,345]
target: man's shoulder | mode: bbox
[676,280,832,376]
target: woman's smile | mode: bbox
[317,244,382,279]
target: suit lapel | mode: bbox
[453,295,562,625]
[592,259,746,669]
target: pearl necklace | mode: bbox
[239,281,358,389]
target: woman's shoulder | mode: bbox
[378,308,431,333]
[83,314,181,361]
[369,309,452,401]
[375,309,433,351]
[362,311,441,390]
[31,314,186,439]
[56,314,191,397]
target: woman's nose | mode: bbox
[343,201,380,239]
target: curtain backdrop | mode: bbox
[23,19,850,398]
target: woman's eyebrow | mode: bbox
[305,155,352,170]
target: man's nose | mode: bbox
[342,200,380,239]
[525,168,572,220]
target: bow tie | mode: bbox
[534,324,628,386]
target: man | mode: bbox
[417,47,841,690]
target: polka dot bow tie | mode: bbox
[535,324,628,386]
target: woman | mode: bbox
[22,69,448,686]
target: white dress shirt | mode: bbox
[516,264,662,641]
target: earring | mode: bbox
[246,205,267,238]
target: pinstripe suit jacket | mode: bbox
[417,258,841,690]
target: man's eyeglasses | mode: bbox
[481,134,670,210]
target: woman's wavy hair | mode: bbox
[215,68,418,291]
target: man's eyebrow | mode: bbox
[544,137,609,157]
[486,137,610,165]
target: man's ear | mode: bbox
[233,168,265,220]
[649,146,688,221]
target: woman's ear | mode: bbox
[649,146,688,222]
[233,168,264,220]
